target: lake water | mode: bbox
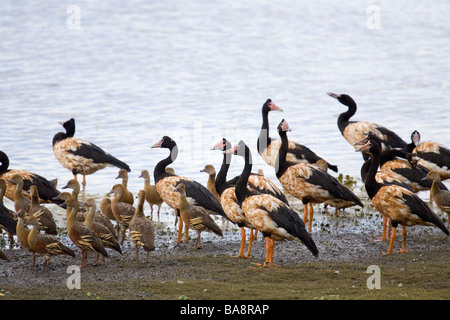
[1,0,449,199]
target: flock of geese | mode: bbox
[1,93,449,270]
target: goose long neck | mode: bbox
[364,151,382,199]
[258,109,271,153]
[235,149,253,204]
[215,152,231,196]
[65,122,75,138]
[276,130,289,178]
[337,101,357,133]
[154,144,178,182]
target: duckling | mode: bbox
[66,198,109,268]
[139,169,163,220]
[426,171,450,228]
[108,184,135,244]
[27,210,75,272]
[0,178,16,249]
[129,190,156,263]
[116,169,134,205]
[174,183,223,249]
[200,164,220,200]
[15,209,35,266]
[83,198,122,260]
[29,185,57,235]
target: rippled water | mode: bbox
[1,0,449,198]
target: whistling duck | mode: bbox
[28,185,57,235]
[354,135,449,254]
[129,190,156,262]
[211,138,289,258]
[276,119,363,232]
[403,130,450,180]
[116,169,134,205]
[327,93,407,155]
[0,151,64,206]
[27,210,75,272]
[16,209,35,266]
[258,99,338,172]
[139,169,163,220]
[82,198,122,259]
[8,174,31,213]
[52,118,131,190]
[228,140,318,267]
[200,164,220,200]
[426,171,450,228]
[151,136,229,244]
[56,191,118,239]
[380,148,448,193]
[108,184,135,244]
[0,178,16,249]
[100,197,115,222]
[62,178,86,208]
[175,183,223,249]
[66,197,109,268]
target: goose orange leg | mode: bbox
[251,237,271,268]
[266,239,277,268]
[245,228,255,258]
[308,203,314,233]
[398,225,408,253]
[233,227,246,258]
[303,204,308,226]
[375,216,390,241]
[382,227,396,255]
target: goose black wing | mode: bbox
[304,168,363,207]
[401,192,449,236]
[70,141,130,172]
[289,143,338,173]
[261,202,318,257]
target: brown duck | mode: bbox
[83,198,122,259]
[116,169,134,205]
[139,169,163,221]
[108,184,135,244]
[29,185,57,235]
[66,198,109,268]
[27,210,75,272]
[174,183,223,249]
[129,190,156,263]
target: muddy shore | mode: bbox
[1,192,449,301]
